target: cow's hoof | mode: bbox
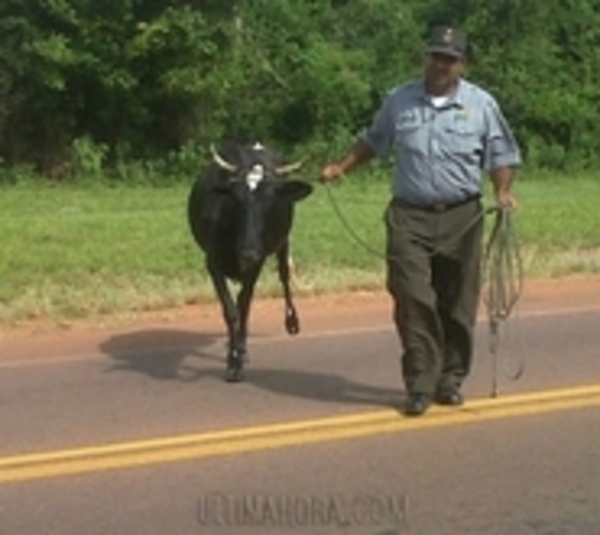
[225,366,245,382]
[225,350,246,382]
[285,313,300,335]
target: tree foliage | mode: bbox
[1,0,600,178]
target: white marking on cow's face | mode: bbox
[252,142,265,151]
[246,164,264,190]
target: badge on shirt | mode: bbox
[455,106,469,120]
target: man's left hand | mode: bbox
[495,191,518,210]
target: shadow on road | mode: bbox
[100,329,402,407]
[99,328,223,380]
[246,368,403,408]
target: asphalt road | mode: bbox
[1,297,599,534]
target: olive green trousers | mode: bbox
[385,198,484,395]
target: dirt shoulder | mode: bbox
[1,275,600,363]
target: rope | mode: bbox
[322,182,525,397]
[482,205,525,396]
[324,183,388,260]
[324,181,493,259]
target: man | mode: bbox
[320,25,521,416]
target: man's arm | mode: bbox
[320,140,376,182]
[491,166,518,209]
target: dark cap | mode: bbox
[426,26,468,59]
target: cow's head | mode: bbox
[209,143,313,271]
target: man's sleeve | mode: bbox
[482,97,522,171]
[361,93,395,158]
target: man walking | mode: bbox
[320,25,521,416]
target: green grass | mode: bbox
[1,171,600,325]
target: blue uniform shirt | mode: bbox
[362,78,522,206]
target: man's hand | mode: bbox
[495,190,518,210]
[320,163,345,183]
[319,141,375,183]
[491,166,518,210]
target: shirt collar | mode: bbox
[416,78,466,109]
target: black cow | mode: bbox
[187,142,313,381]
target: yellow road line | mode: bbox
[2,384,600,485]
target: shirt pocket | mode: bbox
[394,122,424,154]
[442,123,481,158]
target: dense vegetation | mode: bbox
[2,0,600,183]
[2,1,600,324]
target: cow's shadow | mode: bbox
[99,329,223,380]
[100,328,401,407]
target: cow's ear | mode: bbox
[279,180,313,202]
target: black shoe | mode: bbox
[435,388,464,406]
[403,393,432,416]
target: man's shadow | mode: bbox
[100,329,402,408]
[245,367,402,408]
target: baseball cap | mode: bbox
[426,26,468,59]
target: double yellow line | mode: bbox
[2,385,600,485]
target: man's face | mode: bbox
[424,52,464,95]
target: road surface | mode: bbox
[1,276,599,534]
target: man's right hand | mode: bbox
[320,163,345,183]
[319,141,373,183]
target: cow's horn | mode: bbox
[210,144,238,172]
[275,158,306,175]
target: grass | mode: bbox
[1,170,600,325]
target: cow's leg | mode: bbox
[206,259,245,382]
[228,265,262,381]
[276,242,300,335]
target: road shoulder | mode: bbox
[2,275,600,363]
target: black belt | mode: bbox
[392,194,481,213]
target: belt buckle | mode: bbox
[432,203,447,213]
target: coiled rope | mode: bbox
[482,204,525,396]
[323,183,525,396]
